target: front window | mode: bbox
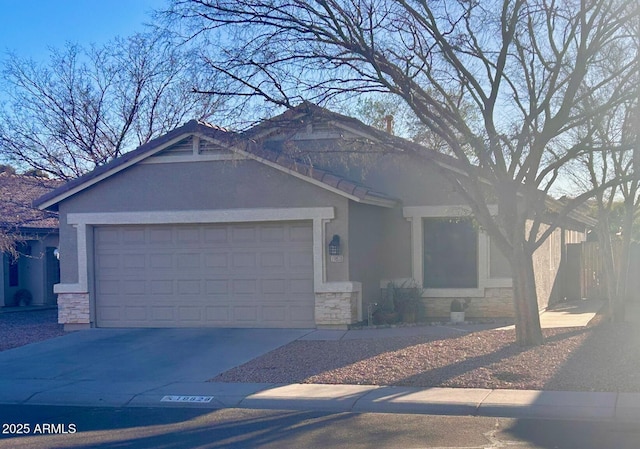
[423,217,478,288]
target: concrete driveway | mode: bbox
[0,327,311,382]
[0,327,311,406]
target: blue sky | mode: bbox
[0,0,163,61]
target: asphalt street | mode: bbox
[2,404,640,449]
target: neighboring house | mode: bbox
[36,103,595,330]
[0,172,61,307]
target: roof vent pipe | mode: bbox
[385,115,394,135]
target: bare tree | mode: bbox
[573,94,640,321]
[166,0,639,345]
[565,12,640,321]
[0,168,60,256]
[0,32,223,179]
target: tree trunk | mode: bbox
[512,243,544,346]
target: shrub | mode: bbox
[450,299,465,312]
[13,289,33,306]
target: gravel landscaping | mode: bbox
[211,313,640,392]
[0,308,65,352]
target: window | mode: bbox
[423,217,478,288]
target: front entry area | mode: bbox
[94,221,315,328]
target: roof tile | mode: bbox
[36,110,401,210]
[0,173,61,230]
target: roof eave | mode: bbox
[358,196,400,208]
[213,136,400,209]
[35,126,211,211]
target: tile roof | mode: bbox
[0,173,61,231]
[241,142,398,205]
[247,101,468,171]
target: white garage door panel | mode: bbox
[94,222,315,328]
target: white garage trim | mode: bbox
[56,207,335,299]
[66,208,335,226]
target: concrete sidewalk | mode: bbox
[2,379,638,422]
[299,299,604,340]
[495,299,604,331]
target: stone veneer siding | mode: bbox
[315,291,360,328]
[422,288,514,319]
[57,293,90,330]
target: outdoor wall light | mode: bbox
[328,234,341,256]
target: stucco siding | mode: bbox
[530,222,587,311]
[489,237,512,279]
[1,234,59,306]
[24,235,59,305]
[532,224,561,311]
[1,254,7,306]
[348,202,389,316]
[58,207,80,285]
[265,139,464,207]
[61,160,346,212]
[380,208,413,280]
[57,160,351,287]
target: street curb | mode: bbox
[3,381,640,422]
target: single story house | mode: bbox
[0,172,61,307]
[36,103,594,330]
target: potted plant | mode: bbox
[450,299,467,323]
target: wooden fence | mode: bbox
[565,241,640,302]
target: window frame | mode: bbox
[403,206,512,298]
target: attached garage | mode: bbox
[94,221,315,328]
[35,112,398,331]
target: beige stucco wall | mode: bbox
[347,202,392,315]
[55,158,358,327]
[1,234,58,307]
[530,222,587,311]
[57,159,351,287]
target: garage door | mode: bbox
[94,222,315,328]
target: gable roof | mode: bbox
[245,101,469,173]
[35,120,233,211]
[262,104,600,227]
[35,113,401,211]
[33,102,596,227]
[0,173,61,232]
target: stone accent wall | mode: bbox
[57,293,90,330]
[315,291,360,328]
[422,288,514,319]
